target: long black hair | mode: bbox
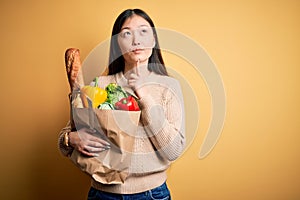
[108,9,168,76]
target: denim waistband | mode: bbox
[88,182,171,200]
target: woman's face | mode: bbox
[117,15,155,66]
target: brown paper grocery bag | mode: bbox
[70,108,140,184]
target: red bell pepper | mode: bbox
[115,96,140,111]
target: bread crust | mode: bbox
[65,48,84,91]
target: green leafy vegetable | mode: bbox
[105,83,128,106]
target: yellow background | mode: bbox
[0,0,299,199]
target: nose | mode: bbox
[132,31,141,46]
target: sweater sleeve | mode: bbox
[138,80,186,161]
[57,121,74,157]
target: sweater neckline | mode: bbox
[114,72,134,98]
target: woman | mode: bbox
[58,8,185,199]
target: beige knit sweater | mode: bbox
[58,72,185,194]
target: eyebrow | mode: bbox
[121,24,150,31]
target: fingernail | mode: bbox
[93,154,99,157]
[105,145,111,149]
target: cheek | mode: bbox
[118,38,131,54]
[141,36,155,48]
[144,38,154,48]
[144,48,153,58]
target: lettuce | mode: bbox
[105,83,128,106]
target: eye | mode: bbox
[140,28,149,35]
[120,30,132,38]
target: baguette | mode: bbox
[65,48,84,91]
[65,48,88,108]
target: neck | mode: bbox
[123,60,150,78]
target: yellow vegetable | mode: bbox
[81,77,107,108]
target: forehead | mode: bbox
[121,15,151,29]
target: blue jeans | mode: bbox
[87,182,171,200]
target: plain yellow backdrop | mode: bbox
[0,0,299,199]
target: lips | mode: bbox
[131,48,144,53]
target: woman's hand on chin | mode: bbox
[126,60,151,98]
